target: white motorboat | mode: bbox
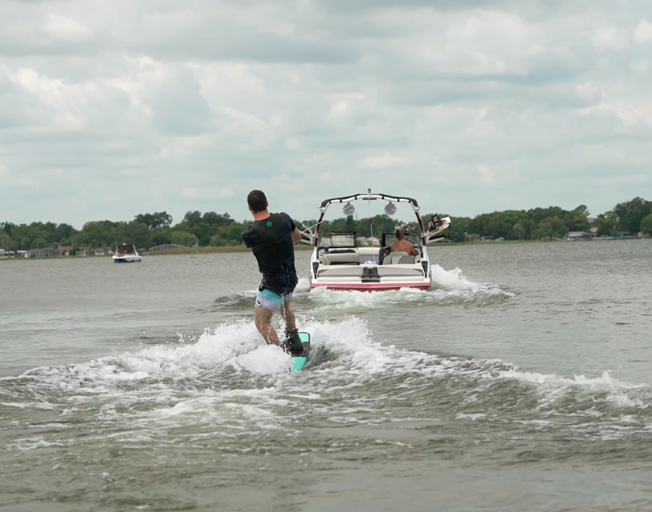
[112,244,142,263]
[299,191,451,291]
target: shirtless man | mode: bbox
[241,190,304,355]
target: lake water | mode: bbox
[1,240,651,511]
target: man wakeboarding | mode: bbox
[241,190,305,355]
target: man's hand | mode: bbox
[291,228,301,244]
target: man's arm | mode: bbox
[284,213,301,244]
[242,227,261,251]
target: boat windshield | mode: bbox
[318,232,357,249]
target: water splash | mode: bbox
[299,264,513,310]
[2,317,651,450]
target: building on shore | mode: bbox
[25,247,61,258]
[567,231,596,241]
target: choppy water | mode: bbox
[1,241,651,511]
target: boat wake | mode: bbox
[209,266,509,316]
[300,264,513,311]
[2,317,651,459]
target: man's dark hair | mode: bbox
[247,190,268,213]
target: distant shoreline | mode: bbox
[1,237,646,262]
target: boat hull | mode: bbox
[310,280,431,292]
[113,256,142,263]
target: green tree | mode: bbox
[528,206,565,223]
[202,212,234,227]
[1,222,16,237]
[593,212,618,236]
[625,209,644,234]
[468,210,529,240]
[31,237,48,249]
[513,223,526,240]
[182,211,203,228]
[149,229,172,246]
[53,223,77,243]
[135,212,173,230]
[641,213,652,235]
[10,224,40,250]
[114,221,150,249]
[170,231,198,247]
[76,221,117,247]
[190,222,212,246]
[613,197,652,232]
[565,205,590,232]
[442,215,470,242]
[0,232,14,250]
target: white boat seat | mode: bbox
[377,265,424,277]
[383,251,417,264]
[320,252,360,265]
[315,276,364,283]
[318,266,364,278]
[380,276,427,282]
[383,251,410,265]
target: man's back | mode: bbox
[242,212,297,273]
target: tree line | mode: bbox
[1,197,650,252]
[443,197,651,242]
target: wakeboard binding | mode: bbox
[284,329,305,356]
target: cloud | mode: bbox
[0,0,651,226]
[43,14,90,42]
[591,26,629,50]
[634,19,652,45]
[478,165,495,185]
[358,152,409,169]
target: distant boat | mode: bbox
[113,244,142,263]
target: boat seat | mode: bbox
[320,252,360,265]
[318,266,363,278]
[315,276,364,283]
[378,265,424,277]
[383,251,407,264]
[383,251,417,265]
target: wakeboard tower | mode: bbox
[282,332,311,372]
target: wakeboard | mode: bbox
[287,332,311,372]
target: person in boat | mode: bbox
[241,190,304,355]
[390,228,417,256]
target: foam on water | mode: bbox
[295,277,311,292]
[301,264,513,310]
[211,266,511,316]
[2,315,651,452]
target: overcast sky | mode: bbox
[1,0,651,227]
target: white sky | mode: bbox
[1,0,651,227]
